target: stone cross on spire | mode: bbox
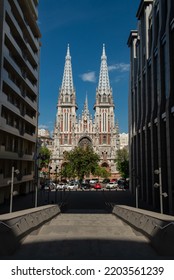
[98,44,111,95]
[61,44,74,95]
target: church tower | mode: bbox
[52,44,119,177]
[52,45,77,170]
[93,44,119,173]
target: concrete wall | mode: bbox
[112,205,174,256]
[0,205,60,257]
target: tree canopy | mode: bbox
[115,147,129,178]
[38,146,51,167]
[60,146,110,181]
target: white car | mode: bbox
[106,182,118,189]
[49,182,56,190]
[89,179,98,184]
[67,182,78,190]
[56,183,66,190]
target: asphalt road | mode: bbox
[59,189,135,212]
[0,188,135,214]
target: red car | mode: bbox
[111,178,117,183]
[94,183,102,189]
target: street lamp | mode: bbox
[54,166,58,203]
[154,168,168,214]
[132,168,139,208]
[55,166,58,184]
[9,167,20,213]
[48,166,52,180]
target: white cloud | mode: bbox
[108,63,130,72]
[79,71,96,82]
[38,124,48,129]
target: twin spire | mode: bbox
[98,43,111,95]
[61,43,111,98]
[61,44,74,95]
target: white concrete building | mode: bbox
[38,128,50,138]
[119,133,129,150]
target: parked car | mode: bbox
[43,185,49,191]
[102,178,110,184]
[94,182,102,189]
[80,182,91,189]
[106,182,117,189]
[49,182,56,190]
[56,182,67,190]
[117,178,126,189]
[43,181,56,190]
[110,178,117,183]
[67,182,78,190]
[90,178,99,184]
[117,179,129,190]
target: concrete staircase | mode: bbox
[12,210,159,259]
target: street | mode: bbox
[0,188,135,215]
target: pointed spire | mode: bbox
[84,93,89,114]
[84,93,88,110]
[66,43,70,59]
[98,44,111,95]
[101,43,106,59]
[61,44,74,95]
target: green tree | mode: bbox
[60,162,74,180]
[39,146,51,167]
[60,146,103,181]
[93,165,110,179]
[115,147,129,178]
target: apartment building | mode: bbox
[38,128,53,154]
[38,128,50,138]
[0,0,41,204]
[128,0,174,214]
[119,133,128,150]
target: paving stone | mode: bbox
[12,212,159,260]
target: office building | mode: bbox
[128,0,174,214]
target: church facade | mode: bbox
[51,44,120,177]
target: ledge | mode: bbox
[0,205,60,257]
[112,205,174,256]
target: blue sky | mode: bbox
[38,0,140,134]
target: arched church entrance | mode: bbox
[101,162,110,172]
[78,136,92,149]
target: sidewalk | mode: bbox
[0,189,53,215]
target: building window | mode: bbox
[103,135,107,144]
[64,111,69,132]
[154,5,159,46]
[148,16,152,56]
[102,112,107,132]
[64,135,68,144]
[162,42,169,98]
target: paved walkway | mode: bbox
[11,210,159,260]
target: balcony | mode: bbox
[6,0,39,59]
[12,0,40,48]
[0,145,20,160]
[0,171,34,188]
[5,24,38,76]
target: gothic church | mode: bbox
[51,44,120,177]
